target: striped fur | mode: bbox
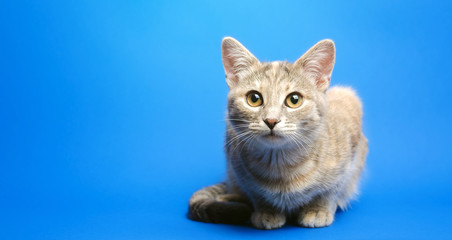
[188,183,252,224]
[188,37,368,229]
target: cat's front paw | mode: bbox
[297,208,334,228]
[251,211,286,230]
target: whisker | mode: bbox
[289,134,305,154]
[245,135,257,153]
[230,132,253,154]
[225,118,251,123]
[238,134,255,156]
[294,135,313,147]
[289,132,311,153]
[224,131,251,147]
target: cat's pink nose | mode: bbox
[264,118,280,130]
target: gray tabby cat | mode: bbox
[188,37,368,229]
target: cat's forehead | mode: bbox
[239,61,312,91]
[259,61,292,81]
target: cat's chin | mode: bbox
[256,133,289,148]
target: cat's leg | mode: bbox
[336,135,368,209]
[297,193,337,228]
[251,202,286,230]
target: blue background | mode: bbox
[1,0,451,239]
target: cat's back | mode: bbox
[325,86,364,149]
[326,86,362,126]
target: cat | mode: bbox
[188,37,368,229]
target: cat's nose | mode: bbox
[264,118,280,130]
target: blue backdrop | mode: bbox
[1,1,451,239]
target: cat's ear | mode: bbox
[295,40,335,92]
[222,37,259,88]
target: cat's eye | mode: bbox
[246,91,263,107]
[285,92,303,108]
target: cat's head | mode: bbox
[222,37,335,149]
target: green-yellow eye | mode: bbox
[285,92,303,108]
[246,91,263,107]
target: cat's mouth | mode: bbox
[255,131,288,147]
[263,131,283,140]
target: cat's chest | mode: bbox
[233,149,325,210]
[250,172,326,211]
[243,149,316,184]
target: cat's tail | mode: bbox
[188,182,252,224]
